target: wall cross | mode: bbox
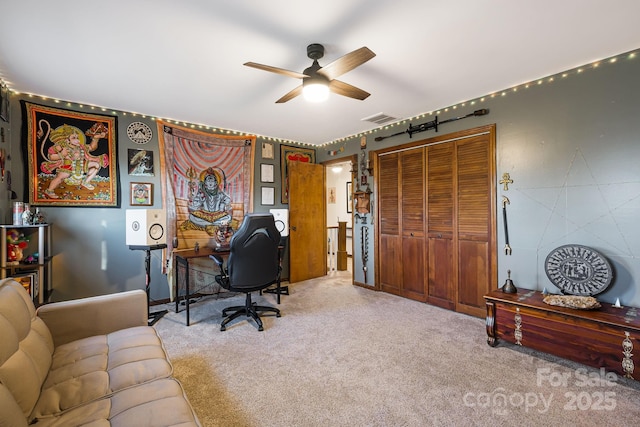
[500,172,513,191]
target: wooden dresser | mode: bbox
[484,289,639,381]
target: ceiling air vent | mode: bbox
[361,112,398,125]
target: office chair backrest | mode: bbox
[227,213,281,291]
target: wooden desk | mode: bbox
[485,289,640,380]
[174,247,228,326]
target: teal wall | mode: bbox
[319,51,640,306]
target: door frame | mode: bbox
[322,155,357,282]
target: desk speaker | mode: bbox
[126,209,167,246]
[269,208,289,236]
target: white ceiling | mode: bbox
[1,1,639,145]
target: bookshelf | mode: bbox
[0,224,52,305]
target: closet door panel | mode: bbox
[378,154,399,236]
[427,237,455,309]
[457,240,489,316]
[402,237,426,301]
[427,143,455,306]
[400,149,426,300]
[380,235,402,295]
[456,135,493,317]
[378,153,401,294]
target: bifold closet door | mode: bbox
[455,134,494,317]
[427,142,455,310]
[378,148,427,301]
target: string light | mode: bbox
[1,48,637,149]
[321,48,638,146]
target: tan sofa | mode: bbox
[0,278,201,426]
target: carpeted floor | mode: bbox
[153,271,640,426]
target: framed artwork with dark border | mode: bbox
[261,186,275,206]
[127,148,154,176]
[260,163,274,183]
[23,101,119,207]
[280,144,316,204]
[130,182,153,206]
[0,82,9,122]
[346,181,353,213]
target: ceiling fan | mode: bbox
[244,43,376,103]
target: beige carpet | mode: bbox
[154,271,640,427]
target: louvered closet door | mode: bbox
[378,153,402,295]
[401,148,427,301]
[375,125,495,316]
[456,134,494,317]
[427,143,455,310]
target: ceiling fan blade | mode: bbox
[244,62,309,79]
[276,85,303,103]
[329,80,371,100]
[317,47,376,81]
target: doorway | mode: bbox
[324,158,355,275]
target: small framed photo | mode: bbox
[130,182,153,206]
[128,148,154,176]
[346,181,353,213]
[260,163,275,183]
[261,186,275,206]
[261,142,274,159]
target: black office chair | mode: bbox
[211,213,282,331]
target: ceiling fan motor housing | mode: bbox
[307,43,325,60]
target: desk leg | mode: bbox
[185,259,190,326]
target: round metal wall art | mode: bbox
[544,244,613,296]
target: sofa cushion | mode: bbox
[0,280,54,418]
[31,378,200,426]
[31,326,174,419]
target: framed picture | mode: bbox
[14,272,38,299]
[0,82,8,122]
[328,187,336,204]
[346,181,353,213]
[24,102,119,207]
[130,182,153,206]
[260,163,274,183]
[280,144,316,204]
[127,148,154,176]
[261,142,274,159]
[261,186,275,206]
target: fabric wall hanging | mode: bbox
[22,101,119,207]
[158,121,255,253]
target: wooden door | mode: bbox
[427,142,455,310]
[374,125,496,317]
[377,153,402,295]
[377,148,427,301]
[288,161,326,283]
[456,133,495,317]
[400,149,427,302]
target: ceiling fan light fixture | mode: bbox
[302,80,329,102]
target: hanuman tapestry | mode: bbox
[23,101,118,207]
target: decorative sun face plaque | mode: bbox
[127,121,153,144]
[544,244,613,296]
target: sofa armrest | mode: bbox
[36,289,148,347]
